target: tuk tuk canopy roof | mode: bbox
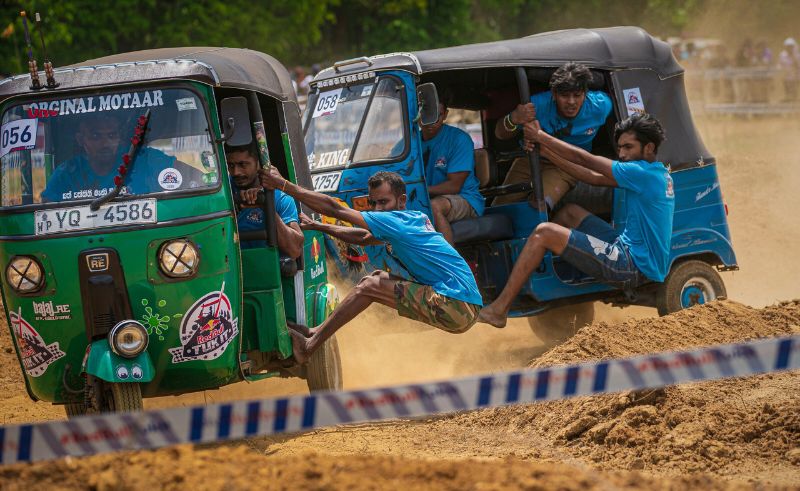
[0,47,297,103]
[318,26,682,80]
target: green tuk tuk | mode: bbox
[0,47,342,415]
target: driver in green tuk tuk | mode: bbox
[41,113,191,203]
[225,144,303,258]
[493,62,613,210]
[259,168,482,364]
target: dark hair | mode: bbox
[614,113,666,153]
[225,143,256,157]
[368,171,406,197]
[549,62,592,93]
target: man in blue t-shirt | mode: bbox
[479,113,674,328]
[41,114,196,203]
[226,145,303,258]
[421,102,484,244]
[259,168,482,364]
[493,62,613,209]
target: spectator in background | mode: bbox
[755,41,773,66]
[779,38,799,101]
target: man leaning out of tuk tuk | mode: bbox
[479,113,674,328]
[226,144,303,258]
[421,98,485,244]
[493,62,613,210]
[259,168,482,364]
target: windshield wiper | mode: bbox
[90,109,151,211]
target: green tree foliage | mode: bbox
[0,0,796,76]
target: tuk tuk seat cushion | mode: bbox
[452,214,514,245]
[474,148,495,188]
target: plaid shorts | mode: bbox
[394,280,480,333]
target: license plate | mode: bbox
[34,199,157,235]
[311,171,342,192]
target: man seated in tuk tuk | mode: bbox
[41,113,182,202]
[421,100,485,244]
[493,62,613,210]
[479,113,674,328]
[225,144,303,258]
[259,169,482,364]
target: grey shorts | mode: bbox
[437,194,477,222]
[559,214,648,290]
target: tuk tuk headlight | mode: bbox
[108,320,149,358]
[6,256,44,293]
[158,239,199,278]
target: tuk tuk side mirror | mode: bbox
[219,97,253,146]
[417,83,440,127]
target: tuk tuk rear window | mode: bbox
[0,87,219,207]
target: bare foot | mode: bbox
[287,321,313,337]
[288,329,311,365]
[477,305,508,328]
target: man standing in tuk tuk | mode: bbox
[225,144,304,258]
[479,113,674,328]
[259,168,482,364]
[493,62,613,210]
[421,100,485,244]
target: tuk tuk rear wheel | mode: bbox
[656,260,726,316]
[306,335,343,392]
[64,402,87,418]
[528,302,595,343]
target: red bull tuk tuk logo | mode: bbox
[169,282,239,363]
[10,309,65,377]
[311,237,321,264]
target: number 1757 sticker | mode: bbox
[0,118,38,158]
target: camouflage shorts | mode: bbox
[394,280,480,333]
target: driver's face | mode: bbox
[421,104,447,141]
[368,182,405,211]
[77,119,121,171]
[226,150,259,188]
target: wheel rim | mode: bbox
[680,276,716,308]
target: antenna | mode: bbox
[20,11,41,90]
[35,12,57,88]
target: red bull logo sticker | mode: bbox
[311,237,321,264]
[10,309,65,377]
[169,283,239,363]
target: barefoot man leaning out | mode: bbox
[259,169,483,364]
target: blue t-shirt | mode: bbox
[421,124,485,216]
[42,147,177,202]
[612,160,675,282]
[361,210,482,305]
[234,187,299,249]
[531,90,613,151]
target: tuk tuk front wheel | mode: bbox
[106,383,144,412]
[64,402,87,418]
[306,335,343,392]
[656,260,726,316]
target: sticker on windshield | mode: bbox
[312,88,343,119]
[24,90,164,118]
[158,167,183,190]
[176,97,197,111]
[623,87,645,116]
[0,118,38,158]
[362,85,373,97]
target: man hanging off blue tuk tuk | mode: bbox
[259,168,482,364]
[479,112,674,327]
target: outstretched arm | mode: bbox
[259,167,369,229]
[523,121,617,185]
[300,213,382,246]
[539,146,616,187]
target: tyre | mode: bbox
[306,334,343,392]
[106,383,144,412]
[64,402,87,418]
[529,302,595,343]
[656,260,726,316]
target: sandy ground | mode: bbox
[0,109,799,489]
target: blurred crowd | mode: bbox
[291,64,322,98]
[670,36,799,102]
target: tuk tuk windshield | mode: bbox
[304,77,406,171]
[0,87,219,207]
